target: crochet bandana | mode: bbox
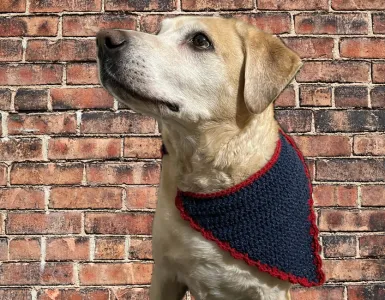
[173,130,325,287]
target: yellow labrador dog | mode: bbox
[97,16,306,300]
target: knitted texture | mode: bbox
[175,130,325,287]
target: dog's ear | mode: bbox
[242,29,302,114]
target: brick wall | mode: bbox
[0,0,384,299]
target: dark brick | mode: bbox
[323,235,356,257]
[106,0,176,11]
[347,285,385,300]
[359,235,385,258]
[0,89,11,111]
[299,85,332,107]
[334,86,368,108]
[275,110,312,133]
[14,89,48,111]
[0,40,22,62]
[371,86,385,108]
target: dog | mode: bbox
[96,16,322,300]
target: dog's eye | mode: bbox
[192,33,213,50]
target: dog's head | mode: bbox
[97,16,301,126]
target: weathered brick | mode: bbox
[282,37,333,59]
[293,135,350,157]
[79,263,153,285]
[361,185,385,207]
[113,288,149,300]
[341,38,385,59]
[315,110,385,133]
[0,64,63,86]
[275,110,312,133]
[86,162,160,185]
[0,0,26,12]
[274,86,295,108]
[354,134,385,156]
[182,0,252,11]
[67,63,99,85]
[373,14,385,34]
[359,235,385,257]
[95,237,125,260]
[0,213,4,234]
[50,187,122,209]
[0,237,7,260]
[234,13,291,34]
[319,209,385,231]
[8,113,77,135]
[0,164,6,186]
[106,0,175,11]
[30,0,101,12]
[14,89,48,111]
[0,89,12,111]
[11,163,83,185]
[0,262,74,285]
[334,86,368,108]
[48,137,121,160]
[51,88,113,110]
[297,61,370,83]
[0,17,59,37]
[332,0,385,10]
[258,0,328,10]
[0,289,31,299]
[63,14,136,37]
[373,63,385,83]
[347,285,385,300]
[37,289,109,300]
[290,286,344,300]
[313,185,357,207]
[26,39,96,62]
[299,85,332,107]
[0,40,22,62]
[46,237,89,261]
[317,159,385,182]
[81,111,156,134]
[9,238,41,261]
[124,137,162,159]
[323,235,356,257]
[371,86,385,108]
[0,188,44,209]
[126,186,157,209]
[129,237,152,260]
[140,14,172,33]
[0,138,43,161]
[295,13,368,35]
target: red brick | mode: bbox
[0,164,6,186]
[359,235,385,257]
[0,188,44,209]
[258,0,328,10]
[106,0,175,11]
[282,37,333,59]
[0,40,22,62]
[0,213,4,234]
[297,61,370,83]
[275,110,312,133]
[295,13,368,34]
[0,289,31,299]
[347,285,385,300]
[0,17,59,37]
[0,89,11,111]
[51,88,113,110]
[140,14,172,34]
[95,237,125,260]
[290,286,344,300]
[6,212,81,234]
[81,111,156,134]
[354,134,385,156]
[323,235,356,258]
[46,237,89,261]
[274,86,295,108]
[0,0,26,12]
[235,13,291,34]
[9,238,41,261]
[63,14,136,37]
[292,135,350,157]
[313,185,357,207]
[319,209,385,231]
[8,113,77,135]
[371,86,385,108]
[79,263,153,285]
[373,63,385,83]
[126,186,157,209]
[0,64,63,86]
[11,163,83,185]
[67,63,99,85]
[299,85,332,107]
[124,137,162,159]
[113,288,149,300]
[86,162,160,185]
[49,137,121,160]
[0,262,74,285]
[373,14,385,34]
[26,39,96,62]
[50,187,122,209]
[335,86,368,108]
[361,185,385,207]
[129,237,152,260]
[182,0,252,11]
[341,38,385,59]
[38,289,109,300]
[14,89,48,111]
[332,0,385,10]
[324,259,385,281]
[85,212,153,234]
[0,138,43,161]
[0,238,7,260]
[30,0,101,12]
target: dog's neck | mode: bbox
[161,106,279,193]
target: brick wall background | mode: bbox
[0,0,384,299]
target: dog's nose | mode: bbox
[97,29,127,51]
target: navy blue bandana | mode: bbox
[173,130,325,287]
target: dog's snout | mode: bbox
[97,29,127,51]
